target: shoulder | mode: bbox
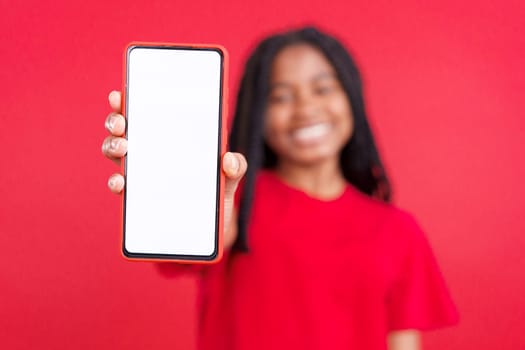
[346,185,428,244]
[344,184,415,227]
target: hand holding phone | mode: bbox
[101,43,247,263]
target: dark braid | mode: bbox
[229,27,392,252]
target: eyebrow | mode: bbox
[270,72,338,89]
[311,71,337,82]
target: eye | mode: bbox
[314,85,335,95]
[269,93,293,104]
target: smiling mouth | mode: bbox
[291,123,331,144]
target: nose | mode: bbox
[293,90,320,121]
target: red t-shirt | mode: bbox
[161,170,459,349]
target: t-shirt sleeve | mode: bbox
[155,262,204,278]
[386,212,459,331]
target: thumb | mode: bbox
[222,152,247,199]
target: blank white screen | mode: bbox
[124,47,222,257]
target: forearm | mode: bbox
[387,330,421,350]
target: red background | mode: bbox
[1,0,524,349]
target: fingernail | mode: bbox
[108,176,116,188]
[228,153,239,173]
[106,116,116,131]
[110,138,121,151]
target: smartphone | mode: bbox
[121,42,228,262]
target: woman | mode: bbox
[102,27,458,350]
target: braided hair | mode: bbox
[229,26,392,252]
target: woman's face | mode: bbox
[264,43,354,168]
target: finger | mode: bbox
[223,152,247,179]
[223,152,247,197]
[107,173,125,194]
[101,136,128,159]
[108,91,122,113]
[105,113,126,136]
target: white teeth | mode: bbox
[292,123,330,142]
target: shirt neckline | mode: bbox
[260,169,352,204]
